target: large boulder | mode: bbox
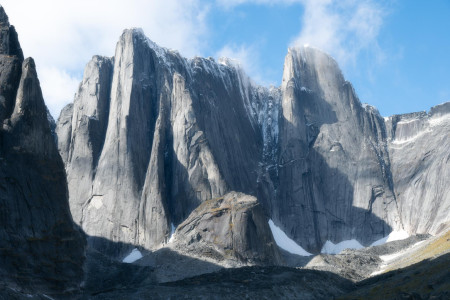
[172,192,283,266]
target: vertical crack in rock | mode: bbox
[56,29,449,256]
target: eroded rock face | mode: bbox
[275,47,402,252]
[0,6,85,292]
[57,29,263,255]
[172,192,283,266]
[57,28,449,256]
[386,102,450,235]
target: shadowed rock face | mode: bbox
[0,6,85,293]
[0,6,22,124]
[275,47,402,252]
[57,29,264,255]
[57,28,449,255]
[172,192,283,266]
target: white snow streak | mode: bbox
[370,230,410,247]
[268,220,312,256]
[122,248,143,263]
[370,240,426,276]
[321,239,364,254]
[168,223,176,243]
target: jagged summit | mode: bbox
[56,27,265,256]
[0,5,8,23]
[0,6,85,293]
[55,27,450,257]
[362,103,382,116]
[55,27,447,258]
[1,4,449,298]
[283,45,345,91]
[0,5,23,60]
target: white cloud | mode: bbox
[292,0,386,66]
[216,43,277,86]
[1,0,209,117]
[217,44,256,78]
[1,0,389,117]
[217,0,301,8]
[38,67,80,119]
[216,0,387,70]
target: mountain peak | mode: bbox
[0,5,24,60]
[282,45,344,93]
[0,5,9,26]
[287,45,341,73]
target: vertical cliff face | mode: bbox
[386,102,450,235]
[56,55,113,227]
[275,47,401,252]
[57,28,449,256]
[0,6,85,292]
[57,29,264,255]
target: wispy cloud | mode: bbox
[217,0,389,71]
[38,67,80,116]
[2,0,209,117]
[216,0,301,8]
[292,0,387,66]
[2,0,390,117]
[216,43,275,86]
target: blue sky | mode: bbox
[2,0,449,117]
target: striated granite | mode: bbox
[0,2,448,297]
[275,47,401,252]
[171,192,283,266]
[386,102,450,235]
[0,5,85,293]
[57,28,450,256]
[56,29,262,255]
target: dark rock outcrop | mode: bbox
[0,6,22,124]
[80,266,355,300]
[0,6,85,293]
[171,192,283,266]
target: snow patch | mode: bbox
[168,223,176,243]
[379,251,404,262]
[268,220,311,256]
[122,248,143,263]
[321,239,364,254]
[391,129,431,145]
[429,115,450,127]
[370,230,410,247]
[380,240,426,262]
[370,240,426,276]
[300,86,312,93]
[396,118,424,125]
